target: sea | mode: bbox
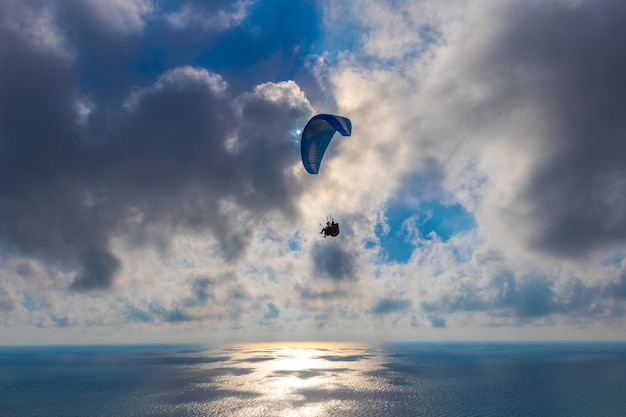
[1,342,625,417]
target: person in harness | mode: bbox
[320,219,339,237]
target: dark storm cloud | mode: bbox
[0,1,312,291]
[371,298,411,315]
[0,20,114,271]
[484,0,626,257]
[311,241,357,281]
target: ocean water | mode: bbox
[1,342,625,417]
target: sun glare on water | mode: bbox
[198,341,382,417]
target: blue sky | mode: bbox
[1,0,626,345]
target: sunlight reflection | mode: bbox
[203,341,382,417]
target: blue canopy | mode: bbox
[300,114,352,174]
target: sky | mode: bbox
[1,0,626,345]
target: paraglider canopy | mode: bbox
[300,114,352,174]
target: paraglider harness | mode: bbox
[320,217,339,237]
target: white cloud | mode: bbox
[0,0,75,61]
[81,0,153,34]
[165,0,253,32]
[124,66,227,110]
[247,80,311,109]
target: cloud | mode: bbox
[0,0,75,61]
[420,268,621,323]
[0,288,17,312]
[371,298,411,315]
[158,307,195,323]
[0,9,314,291]
[496,274,556,318]
[78,0,153,34]
[496,0,626,258]
[428,315,446,328]
[607,273,626,300]
[311,241,357,282]
[69,251,121,291]
[2,0,626,342]
[264,303,280,320]
[165,0,253,31]
[331,0,626,259]
[185,277,214,306]
[297,285,349,301]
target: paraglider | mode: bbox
[300,114,352,174]
[320,218,340,237]
[300,114,352,238]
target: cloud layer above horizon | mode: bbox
[1,0,626,344]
